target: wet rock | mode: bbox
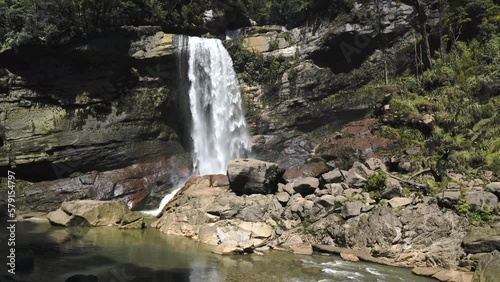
[290,242,313,255]
[47,208,84,227]
[432,269,472,282]
[227,159,285,195]
[212,241,244,255]
[340,253,359,262]
[388,197,412,208]
[48,200,128,227]
[341,201,364,219]
[282,162,329,181]
[463,225,500,254]
[381,178,402,199]
[19,155,191,212]
[118,212,145,229]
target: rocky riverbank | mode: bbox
[150,158,499,282]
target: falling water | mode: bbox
[142,35,250,216]
[183,35,250,175]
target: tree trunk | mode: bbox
[413,0,432,70]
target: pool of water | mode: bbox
[2,220,434,282]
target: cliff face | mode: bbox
[0,2,434,210]
[0,27,192,210]
[0,27,187,179]
[230,1,421,168]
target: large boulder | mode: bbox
[227,159,285,195]
[282,162,329,182]
[465,191,499,212]
[463,224,500,254]
[474,250,500,282]
[381,178,402,199]
[341,201,364,219]
[290,177,320,196]
[485,182,500,198]
[47,200,128,227]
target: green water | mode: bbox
[5,220,434,282]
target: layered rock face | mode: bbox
[0,27,190,209]
[234,2,419,168]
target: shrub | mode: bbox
[365,172,387,199]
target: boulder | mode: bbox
[340,253,359,262]
[282,162,329,181]
[437,191,461,208]
[321,169,344,183]
[227,159,285,195]
[341,201,364,219]
[365,158,387,172]
[463,225,500,254]
[474,250,500,282]
[317,195,341,207]
[48,200,128,227]
[388,197,412,208]
[345,170,367,187]
[290,242,313,255]
[290,177,320,196]
[381,178,402,199]
[328,183,344,196]
[465,191,498,212]
[118,212,145,229]
[344,207,402,249]
[351,162,374,178]
[276,192,290,203]
[485,182,500,198]
[47,208,86,227]
[212,241,244,255]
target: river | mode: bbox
[7,220,434,282]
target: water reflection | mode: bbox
[5,221,433,282]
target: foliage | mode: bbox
[225,39,289,85]
[364,172,387,199]
[454,188,494,225]
[0,0,212,50]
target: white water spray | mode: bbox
[185,36,250,175]
[142,35,250,216]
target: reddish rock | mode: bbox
[312,119,397,169]
[18,154,191,212]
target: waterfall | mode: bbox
[142,35,250,216]
[183,35,250,175]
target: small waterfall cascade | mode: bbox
[181,35,250,175]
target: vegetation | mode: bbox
[455,188,494,225]
[0,0,212,50]
[225,38,289,85]
[364,172,387,199]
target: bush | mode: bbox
[365,172,387,199]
